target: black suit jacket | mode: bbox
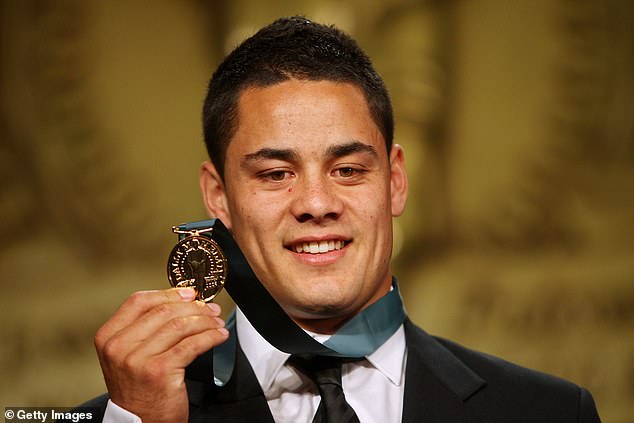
[82,319,601,422]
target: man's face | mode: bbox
[201,79,407,332]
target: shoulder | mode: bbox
[404,320,601,422]
[435,334,578,394]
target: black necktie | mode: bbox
[289,355,361,423]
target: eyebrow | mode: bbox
[241,140,378,166]
[325,141,378,159]
[242,148,300,164]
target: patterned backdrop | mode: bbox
[1,1,632,421]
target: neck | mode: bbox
[293,315,351,335]
[291,281,393,335]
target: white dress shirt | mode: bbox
[103,307,407,423]
[237,308,407,423]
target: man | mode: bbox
[84,16,601,422]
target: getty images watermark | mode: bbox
[4,408,99,423]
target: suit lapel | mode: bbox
[186,344,274,423]
[402,320,486,423]
[184,319,487,422]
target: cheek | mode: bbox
[231,189,287,231]
[360,185,391,215]
[229,185,259,214]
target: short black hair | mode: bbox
[202,16,394,178]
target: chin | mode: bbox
[288,292,359,319]
[287,299,360,333]
[266,274,362,318]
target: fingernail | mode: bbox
[218,327,229,337]
[207,302,221,313]
[176,287,196,300]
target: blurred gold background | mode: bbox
[1,1,632,421]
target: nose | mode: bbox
[290,174,343,223]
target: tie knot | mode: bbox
[288,355,344,387]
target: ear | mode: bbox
[199,161,233,230]
[389,144,408,217]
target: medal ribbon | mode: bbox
[177,219,406,385]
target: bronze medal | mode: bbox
[167,230,227,302]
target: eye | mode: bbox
[260,169,293,182]
[268,171,287,181]
[333,166,366,178]
[337,167,356,178]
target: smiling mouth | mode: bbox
[288,240,350,254]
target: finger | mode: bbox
[98,288,197,338]
[95,288,197,351]
[99,300,222,359]
[119,326,230,381]
[123,300,221,342]
[131,314,226,358]
[156,326,230,370]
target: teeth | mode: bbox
[292,240,345,254]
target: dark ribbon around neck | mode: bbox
[178,219,406,386]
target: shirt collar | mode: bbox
[364,322,406,386]
[236,307,406,393]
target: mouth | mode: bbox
[286,239,351,254]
